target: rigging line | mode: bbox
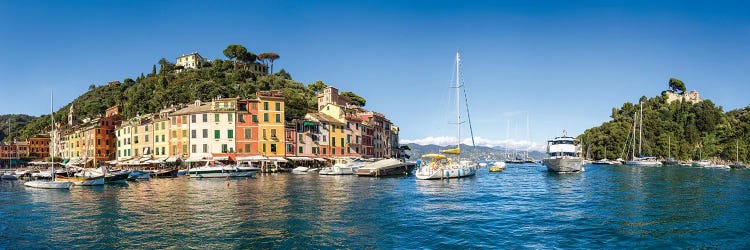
[463,87,475,148]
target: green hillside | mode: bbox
[580,79,748,162]
[11,44,365,140]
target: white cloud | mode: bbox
[401,136,546,151]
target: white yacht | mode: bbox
[542,131,584,172]
[415,52,477,180]
[320,158,368,175]
[189,161,259,178]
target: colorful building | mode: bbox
[257,91,285,156]
[236,98,260,158]
[152,108,174,159]
[28,135,50,159]
[168,104,191,159]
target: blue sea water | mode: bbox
[1,164,750,249]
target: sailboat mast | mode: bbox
[456,52,461,163]
[51,90,56,181]
[632,111,637,160]
[668,136,671,158]
[639,101,643,157]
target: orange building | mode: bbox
[28,135,50,159]
[235,98,260,160]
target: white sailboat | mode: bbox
[625,101,662,166]
[416,52,477,180]
[24,90,73,189]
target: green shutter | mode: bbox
[228,130,234,139]
[214,130,220,139]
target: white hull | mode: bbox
[625,160,663,166]
[319,165,357,175]
[189,166,258,178]
[415,165,476,180]
[543,158,584,172]
[24,180,73,189]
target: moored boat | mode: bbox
[488,161,507,172]
[189,161,258,178]
[542,131,584,173]
[23,91,74,190]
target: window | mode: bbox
[171,118,176,125]
[203,144,208,153]
[214,130,220,139]
[323,148,327,155]
[263,129,267,138]
[252,115,258,123]
[202,129,208,138]
[287,144,293,153]
[191,115,196,123]
[117,141,121,147]
[172,131,177,138]
[162,121,166,129]
[182,130,187,138]
[227,113,233,122]
[332,137,336,147]
[117,130,120,137]
[263,102,269,110]
[276,114,280,123]
[161,135,165,142]
[182,145,187,154]
[145,135,149,142]
[134,136,139,144]
[332,126,335,132]
[264,114,269,122]
[347,135,351,143]
[192,144,196,153]
[162,147,165,155]
[270,144,277,152]
[155,123,159,130]
[191,130,196,138]
[245,128,251,139]
[135,127,138,133]
[222,144,228,153]
[341,138,345,147]
[271,129,276,138]
[262,144,266,152]
[245,144,251,153]
[182,115,187,124]
[275,103,280,111]
[298,134,303,141]
[238,114,245,123]
[155,148,160,155]
[215,114,220,122]
[299,146,303,154]
[228,130,234,139]
[202,114,208,122]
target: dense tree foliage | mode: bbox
[580,80,746,162]
[669,77,687,94]
[0,114,37,142]
[340,91,366,107]
[10,45,366,140]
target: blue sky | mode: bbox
[1,1,749,150]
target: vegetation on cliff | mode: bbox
[6,44,365,141]
[580,78,747,162]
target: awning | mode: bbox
[269,157,288,163]
[287,156,313,161]
[105,160,119,165]
[62,159,70,164]
[213,156,230,161]
[146,157,168,164]
[314,158,327,162]
[236,155,268,162]
[185,156,204,163]
[303,121,316,127]
[166,156,180,163]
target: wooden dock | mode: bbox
[356,159,416,177]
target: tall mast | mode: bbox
[632,111,637,160]
[639,101,643,157]
[668,136,671,158]
[456,51,461,162]
[51,90,56,181]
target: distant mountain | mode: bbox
[405,143,544,162]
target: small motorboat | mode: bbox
[292,166,309,174]
[153,168,178,178]
[128,170,151,181]
[1,172,18,180]
[488,161,507,172]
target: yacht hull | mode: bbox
[56,175,105,186]
[415,165,476,180]
[189,168,258,178]
[543,158,584,172]
[24,180,73,189]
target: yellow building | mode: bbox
[153,110,172,159]
[169,104,191,159]
[132,117,154,159]
[257,91,285,156]
[116,119,136,161]
[176,52,206,70]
